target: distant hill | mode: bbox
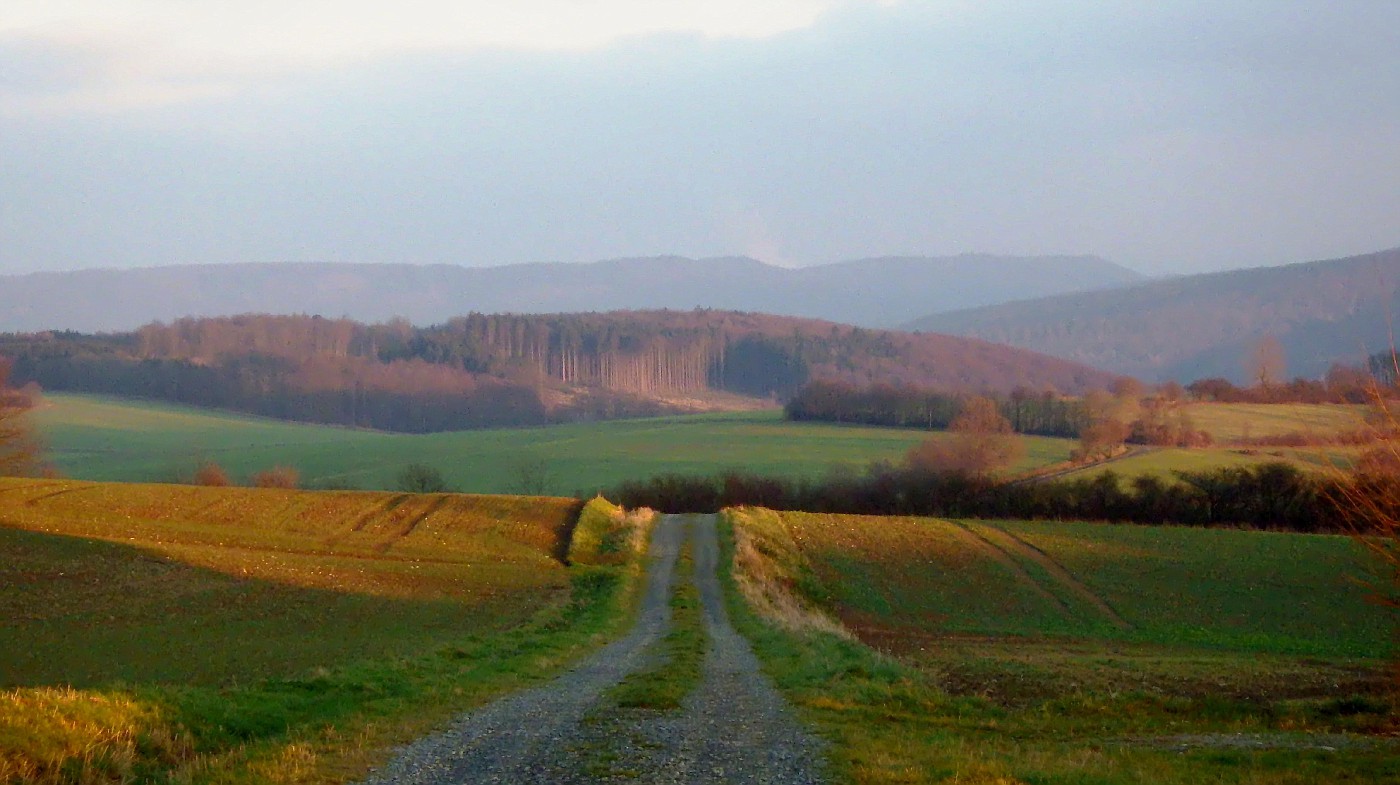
[0,254,1141,333]
[1,310,1118,433]
[907,247,1400,383]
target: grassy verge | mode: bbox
[0,481,652,784]
[718,508,1399,784]
[607,542,707,710]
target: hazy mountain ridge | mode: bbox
[907,247,1400,382]
[0,254,1142,333]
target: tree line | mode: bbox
[602,462,1354,533]
[0,310,1120,433]
[0,315,816,432]
[785,380,1088,437]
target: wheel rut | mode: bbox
[359,514,826,785]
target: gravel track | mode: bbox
[358,513,826,785]
[662,513,826,784]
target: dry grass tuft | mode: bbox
[724,507,850,638]
[0,687,192,785]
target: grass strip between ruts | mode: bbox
[606,540,707,711]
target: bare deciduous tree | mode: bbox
[906,395,1025,477]
[1248,334,1287,388]
[510,457,555,496]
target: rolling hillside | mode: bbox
[726,507,1394,783]
[2,310,1120,432]
[908,247,1400,382]
[29,394,1077,492]
[0,254,1141,333]
[0,480,642,782]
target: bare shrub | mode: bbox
[397,463,448,493]
[192,462,231,487]
[251,466,300,489]
[906,395,1025,477]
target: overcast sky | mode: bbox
[2,1,1397,276]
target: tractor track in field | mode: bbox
[375,495,452,553]
[956,521,1130,630]
[947,521,1068,614]
[358,514,826,785]
[22,486,93,505]
[973,525,1131,629]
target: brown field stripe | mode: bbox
[325,494,411,548]
[376,494,452,553]
[22,486,92,505]
[973,524,1132,630]
[0,481,64,496]
[945,520,1072,619]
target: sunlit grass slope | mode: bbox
[0,478,642,784]
[1183,401,1369,443]
[724,508,1396,784]
[33,393,1074,493]
[0,478,577,686]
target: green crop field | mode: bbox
[723,508,1397,784]
[30,393,1075,493]
[0,479,642,784]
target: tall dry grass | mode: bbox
[723,507,849,639]
[0,688,191,785]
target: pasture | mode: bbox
[723,508,1397,784]
[0,479,637,784]
[31,393,1075,493]
[1182,401,1369,443]
[1046,401,1370,483]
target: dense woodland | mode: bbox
[0,311,1115,432]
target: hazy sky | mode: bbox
[2,1,1397,276]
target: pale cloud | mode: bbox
[2,1,903,115]
[3,1,880,63]
[1,1,1397,276]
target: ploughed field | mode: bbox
[0,479,636,784]
[724,508,1397,784]
[30,393,1076,492]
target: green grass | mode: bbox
[31,393,1074,494]
[723,508,1398,784]
[0,477,644,784]
[606,542,707,710]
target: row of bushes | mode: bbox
[603,462,1370,533]
[184,462,452,493]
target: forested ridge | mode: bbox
[910,246,1400,382]
[0,310,1117,433]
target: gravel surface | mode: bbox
[660,513,827,784]
[358,514,826,785]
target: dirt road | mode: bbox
[359,514,825,784]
